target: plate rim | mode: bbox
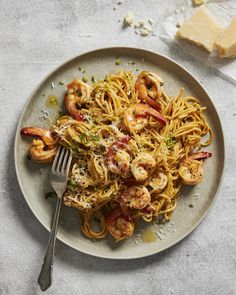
[14,46,226,259]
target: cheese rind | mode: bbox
[176,7,222,52]
[215,18,236,58]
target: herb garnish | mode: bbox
[91,135,100,142]
[80,133,88,144]
[91,76,96,83]
[115,59,121,65]
[164,135,176,150]
[82,77,88,83]
[68,179,77,190]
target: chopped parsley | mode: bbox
[70,144,83,156]
[164,135,176,150]
[80,133,88,144]
[82,77,88,83]
[91,135,100,142]
[91,76,96,83]
[68,179,78,190]
[115,59,121,65]
[58,81,64,85]
[189,204,194,208]
[81,132,100,144]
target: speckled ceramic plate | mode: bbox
[14,47,225,259]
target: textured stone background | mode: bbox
[0,0,236,294]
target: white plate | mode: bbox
[14,47,225,259]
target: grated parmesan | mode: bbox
[123,13,133,27]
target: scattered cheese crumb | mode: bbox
[194,192,200,199]
[175,8,181,14]
[123,13,133,27]
[38,110,49,120]
[51,82,55,89]
[192,0,206,6]
[78,34,92,37]
[157,232,164,240]
[178,6,187,13]
[143,24,153,33]
[139,21,145,27]
[148,19,155,25]
[122,14,155,37]
[140,28,150,37]
[159,229,164,235]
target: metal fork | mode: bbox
[38,145,72,291]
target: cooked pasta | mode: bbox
[21,70,213,241]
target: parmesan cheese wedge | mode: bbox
[176,7,223,52]
[215,18,236,58]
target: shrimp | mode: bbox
[104,136,131,174]
[65,80,92,121]
[120,185,151,209]
[148,171,168,193]
[123,103,166,133]
[106,208,134,241]
[179,151,212,185]
[21,127,58,163]
[131,153,156,182]
[135,71,164,111]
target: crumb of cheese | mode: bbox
[192,0,206,6]
[123,13,133,27]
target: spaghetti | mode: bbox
[21,70,213,242]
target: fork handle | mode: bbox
[38,196,62,291]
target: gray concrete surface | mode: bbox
[0,0,236,294]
